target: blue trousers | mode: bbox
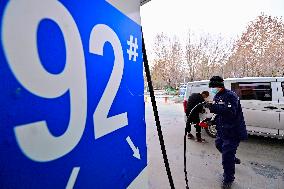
[215,136,240,182]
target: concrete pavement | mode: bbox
[146,102,284,189]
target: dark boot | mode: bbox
[196,132,206,142]
[222,180,233,189]
[195,137,206,143]
[187,133,194,139]
[235,157,241,164]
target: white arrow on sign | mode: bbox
[126,136,141,160]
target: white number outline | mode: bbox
[89,24,128,139]
[2,2,130,162]
[2,0,87,162]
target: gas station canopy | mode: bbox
[141,0,152,6]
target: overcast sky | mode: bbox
[140,0,284,61]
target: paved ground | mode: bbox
[145,101,284,189]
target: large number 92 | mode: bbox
[2,0,129,162]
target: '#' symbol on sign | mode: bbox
[127,35,138,62]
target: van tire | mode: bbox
[205,125,217,138]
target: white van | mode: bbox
[183,77,284,139]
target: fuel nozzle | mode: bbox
[199,114,216,128]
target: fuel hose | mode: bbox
[142,30,175,189]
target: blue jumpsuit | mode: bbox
[209,89,247,183]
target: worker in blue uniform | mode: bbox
[205,76,248,189]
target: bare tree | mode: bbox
[185,31,234,81]
[185,31,195,81]
[185,31,209,81]
[150,60,168,89]
[205,35,234,78]
[151,33,170,88]
[226,13,284,77]
[168,36,183,88]
[151,33,183,88]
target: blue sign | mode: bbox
[0,0,146,188]
[179,85,187,97]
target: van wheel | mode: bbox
[205,124,217,138]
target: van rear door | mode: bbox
[183,83,192,113]
[277,78,284,136]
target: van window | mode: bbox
[231,82,272,101]
[282,82,284,96]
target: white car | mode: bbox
[183,77,284,139]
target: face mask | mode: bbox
[211,88,219,95]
